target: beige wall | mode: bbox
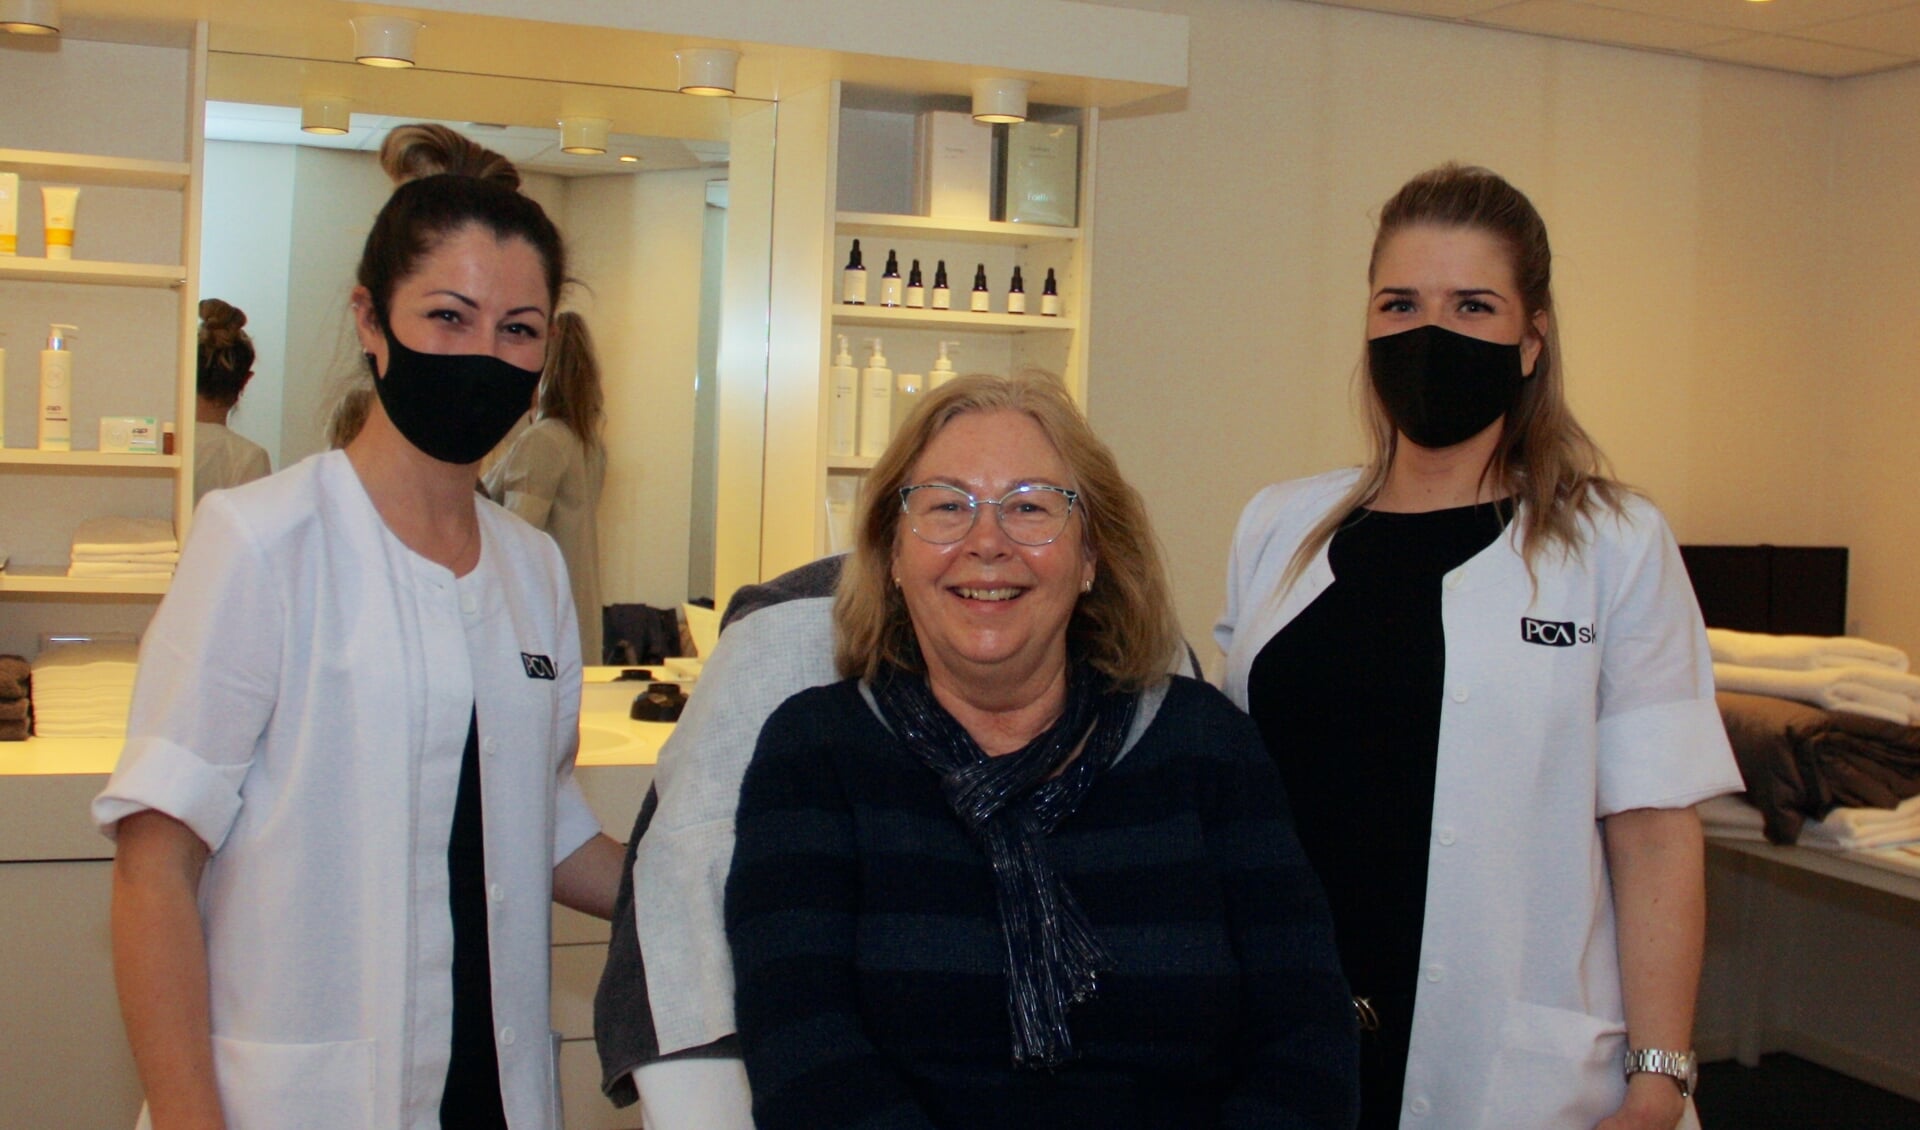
[1833,66,1920,663]
[1089,0,1849,665]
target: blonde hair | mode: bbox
[378,123,520,187]
[1286,163,1628,591]
[536,311,604,452]
[834,371,1183,692]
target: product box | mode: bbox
[995,121,1080,227]
[914,110,995,220]
[0,172,17,256]
[99,416,160,454]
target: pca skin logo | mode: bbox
[521,653,558,679]
[1520,618,1594,647]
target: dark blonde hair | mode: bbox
[536,311,604,451]
[834,371,1183,692]
[1289,163,1627,589]
[357,123,566,326]
[197,298,255,406]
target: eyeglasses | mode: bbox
[898,483,1081,546]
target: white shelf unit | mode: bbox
[0,32,205,616]
[813,93,1097,559]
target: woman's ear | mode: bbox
[1520,309,1548,379]
[351,286,386,378]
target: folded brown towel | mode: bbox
[0,716,27,741]
[0,698,27,722]
[0,655,28,700]
[1718,690,1920,844]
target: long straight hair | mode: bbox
[1283,164,1628,593]
[535,311,605,452]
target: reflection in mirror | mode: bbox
[197,53,774,614]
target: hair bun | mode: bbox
[199,297,246,332]
[379,122,521,190]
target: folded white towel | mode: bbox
[69,516,177,557]
[1712,662,1920,724]
[66,561,175,578]
[69,550,180,565]
[1706,627,1909,674]
[31,641,140,671]
[1699,794,1920,850]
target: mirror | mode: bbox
[197,52,776,614]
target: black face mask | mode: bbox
[367,321,540,465]
[1368,324,1527,450]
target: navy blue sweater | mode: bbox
[726,675,1359,1130]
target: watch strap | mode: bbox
[1623,1047,1698,1099]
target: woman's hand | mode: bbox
[1594,1071,1687,1130]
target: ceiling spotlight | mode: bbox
[0,0,60,35]
[351,16,421,68]
[559,117,610,156]
[676,47,739,96]
[301,96,352,135]
[972,77,1031,124]
[618,154,640,164]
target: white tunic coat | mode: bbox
[1216,468,1741,1129]
[95,450,602,1129]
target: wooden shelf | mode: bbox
[0,450,179,470]
[0,257,186,288]
[0,567,170,596]
[0,148,190,190]
[825,455,878,472]
[830,305,1074,333]
[836,212,1079,245]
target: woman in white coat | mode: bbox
[1216,164,1742,1130]
[97,124,626,1130]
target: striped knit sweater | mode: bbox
[726,675,1360,1130]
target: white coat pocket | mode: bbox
[1477,1000,1623,1128]
[211,1035,376,1129]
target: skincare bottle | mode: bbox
[1006,266,1027,315]
[879,249,903,307]
[858,338,893,458]
[1040,268,1062,317]
[892,370,924,436]
[904,259,926,309]
[828,334,859,457]
[841,239,868,305]
[970,263,991,313]
[39,323,76,451]
[41,186,79,261]
[930,341,959,389]
[0,172,17,256]
[930,260,952,310]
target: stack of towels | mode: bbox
[1709,627,1920,724]
[67,516,178,579]
[0,656,29,741]
[30,639,140,738]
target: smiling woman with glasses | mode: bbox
[722,371,1359,1130]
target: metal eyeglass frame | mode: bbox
[897,483,1081,546]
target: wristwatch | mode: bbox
[1623,1048,1698,1099]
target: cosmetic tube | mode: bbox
[0,173,18,255]
[41,186,79,260]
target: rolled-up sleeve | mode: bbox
[92,494,284,850]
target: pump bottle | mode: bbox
[39,323,76,451]
[930,260,952,310]
[858,338,893,458]
[841,239,868,305]
[929,340,959,389]
[828,335,859,457]
[970,263,991,313]
[892,370,924,436]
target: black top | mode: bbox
[726,676,1359,1130]
[1245,503,1507,1127]
[441,707,507,1128]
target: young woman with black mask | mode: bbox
[97,123,625,1130]
[1216,164,1742,1130]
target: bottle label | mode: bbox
[931,290,951,311]
[970,291,991,313]
[880,278,903,307]
[1041,294,1062,317]
[905,286,925,308]
[1007,293,1027,315]
[842,269,867,305]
